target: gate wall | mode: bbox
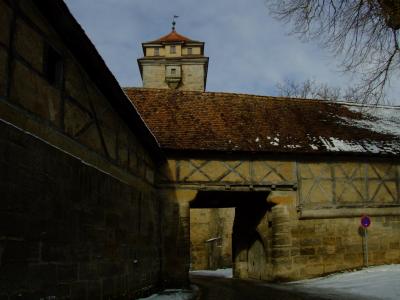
[160,157,400,282]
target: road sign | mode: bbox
[361,215,371,228]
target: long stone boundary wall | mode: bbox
[0,120,161,299]
[0,0,164,298]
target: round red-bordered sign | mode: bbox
[361,215,371,228]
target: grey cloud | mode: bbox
[64,0,399,104]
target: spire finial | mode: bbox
[172,15,179,31]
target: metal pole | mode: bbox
[365,227,369,267]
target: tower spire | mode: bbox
[172,15,179,31]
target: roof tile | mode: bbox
[145,30,199,43]
[124,88,400,156]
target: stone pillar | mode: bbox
[268,191,298,281]
[160,188,197,288]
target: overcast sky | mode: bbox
[64,0,399,105]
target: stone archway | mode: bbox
[189,191,273,277]
[162,186,298,285]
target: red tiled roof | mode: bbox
[145,30,200,43]
[124,88,400,156]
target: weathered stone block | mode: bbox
[303,264,324,276]
[385,250,400,261]
[300,238,321,247]
[143,65,168,89]
[300,248,315,255]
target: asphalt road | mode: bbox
[190,274,366,300]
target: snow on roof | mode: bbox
[125,88,400,157]
[343,105,400,136]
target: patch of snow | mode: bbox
[362,143,382,154]
[284,145,301,149]
[320,137,366,152]
[270,141,279,146]
[287,264,400,300]
[190,268,233,278]
[310,144,318,150]
[255,137,260,142]
[137,289,194,300]
[274,137,279,142]
[344,105,400,136]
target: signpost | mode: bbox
[360,215,371,267]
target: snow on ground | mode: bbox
[190,265,400,299]
[190,268,233,278]
[137,288,195,300]
[287,264,400,300]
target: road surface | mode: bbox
[190,274,368,300]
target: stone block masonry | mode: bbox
[0,0,164,298]
[0,119,161,299]
[161,158,400,283]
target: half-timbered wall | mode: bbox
[0,1,161,298]
[299,162,400,208]
[0,0,155,181]
[160,158,400,282]
[160,159,296,188]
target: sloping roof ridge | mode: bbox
[123,87,340,105]
[144,30,201,44]
[123,87,400,109]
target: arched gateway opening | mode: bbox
[189,191,275,279]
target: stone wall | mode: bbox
[181,64,205,91]
[142,63,205,92]
[142,65,169,90]
[270,161,400,281]
[160,157,400,282]
[0,120,160,299]
[190,208,234,270]
[0,0,162,298]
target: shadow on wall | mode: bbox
[189,191,274,278]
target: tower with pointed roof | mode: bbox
[137,24,209,91]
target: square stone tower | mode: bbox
[137,27,209,92]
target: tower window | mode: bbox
[171,68,176,75]
[187,47,192,55]
[43,44,63,87]
[154,48,159,56]
[170,45,176,54]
